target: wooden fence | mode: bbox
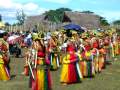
[4,24,120,33]
[4,23,63,32]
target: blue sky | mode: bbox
[0,0,120,24]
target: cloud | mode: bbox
[0,0,13,8]
[44,0,71,4]
[24,3,39,11]
[0,0,48,24]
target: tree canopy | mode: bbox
[16,10,26,25]
[45,8,72,23]
[113,20,120,25]
[99,16,110,26]
[5,22,11,26]
[81,10,94,14]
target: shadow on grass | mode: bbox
[10,75,16,79]
[61,81,82,86]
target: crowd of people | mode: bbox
[0,27,120,90]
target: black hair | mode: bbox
[66,29,72,37]
[0,33,4,38]
[0,32,8,38]
[3,32,8,36]
[35,39,45,52]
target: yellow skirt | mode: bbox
[0,64,10,81]
[98,55,104,72]
[79,61,87,77]
[36,68,52,90]
[94,56,99,73]
[115,43,119,56]
[60,64,69,83]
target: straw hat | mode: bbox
[51,31,59,37]
[38,32,44,39]
[71,31,77,34]
[81,33,88,39]
[32,33,37,39]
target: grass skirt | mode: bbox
[49,53,60,70]
[80,60,95,77]
[60,62,82,84]
[29,68,52,90]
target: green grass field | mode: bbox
[0,55,120,90]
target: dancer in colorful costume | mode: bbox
[80,35,95,77]
[91,37,100,73]
[97,37,105,72]
[48,33,60,70]
[0,31,10,81]
[113,33,119,59]
[29,34,52,90]
[60,39,82,84]
[22,48,31,76]
[103,35,111,66]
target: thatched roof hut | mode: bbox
[24,15,47,31]
[24,11,100,31]
[63,11,100,29]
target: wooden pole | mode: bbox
[11,25,12,32]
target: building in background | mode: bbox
[24,11,100,31]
